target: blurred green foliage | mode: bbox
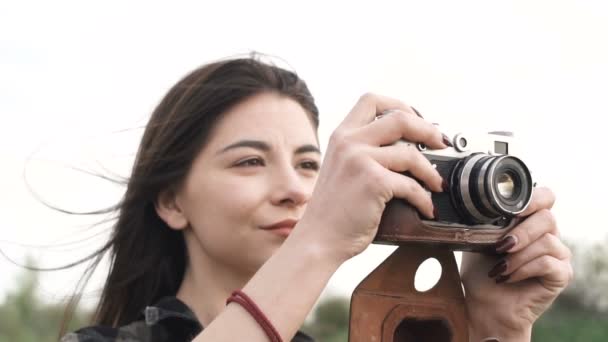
[302,297,350,342]
[0,259,91,342]
[531,238,608,341]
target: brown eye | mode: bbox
[299,160,320,171]
[236,157,265,167]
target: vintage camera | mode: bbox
[351,126,533,341]
[400,130,533,230]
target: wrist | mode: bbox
[468,318,532,342]
[467,302,532,342]
[289,219,349,267]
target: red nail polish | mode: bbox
[441,178,449,192]
[442,134,453,147]
[488,259,507,278]
[495,236,517,253]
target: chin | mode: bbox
[248,245,281,272]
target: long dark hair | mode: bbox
[61,54,319,331]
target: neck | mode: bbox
[176,231,252,328]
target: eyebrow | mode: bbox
[217,139,321,155]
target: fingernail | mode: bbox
[441,178,449,192]
[442,133,453,147]
[495,274,510,284]
[488,259,507,278]
[411,106,424,119]
[495,235,517,253]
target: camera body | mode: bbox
[400,129,533,230]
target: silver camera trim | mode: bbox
[477,157,499,216]
[454,133,469,152]
[459,154,496,223]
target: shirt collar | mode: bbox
[141,296,202,329]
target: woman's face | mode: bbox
[172,92,320,276]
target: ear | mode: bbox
[155,188,189,230]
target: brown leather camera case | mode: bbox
[374,199,516,251]
[348,199,514,341]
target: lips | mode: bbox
[261,219,298,231]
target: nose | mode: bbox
[269,164,312,208]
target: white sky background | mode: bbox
[1,0,607,309]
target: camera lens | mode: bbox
[450,154,532,224]
[497,172,516,199]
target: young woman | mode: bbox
[61,56,572,342]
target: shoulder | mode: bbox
[61,297,202,342]
[62,296,316,342]
[61,321,151,342]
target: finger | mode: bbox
[488,233,571,279]
[495,208,558,254]
[342,93,415,128]
[368,143,443,192]
[384,168,435,219]
[352,109,447,149]
[501,255,573,288]
[517,187,556,217]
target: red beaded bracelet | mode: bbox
[226,290,283,342]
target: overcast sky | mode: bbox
[1,0,607,307]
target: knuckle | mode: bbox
[410,178,425,195]
[539,255,556,270]
[393,109,414,127]
[359,92,377,104]
[412,183,428,204]
[543,187,557,206]
[402,178,417,195]
[543,233,559,249]
[329,128,347,145]
[568,263,575,282]
[552,224,562,238]
[545,234,570,259]
[368,168,389,193]
[564,244,573,259]
[538,208,557,228]
[346,148,365,169]
[514,226,531,246]
[329,130,352,154]
[368,170,383,186]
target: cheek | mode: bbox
[182,175,266,234]
[180,174,272,271]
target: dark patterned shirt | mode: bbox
[61,296,315,342]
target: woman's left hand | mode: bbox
[460,187,573,341]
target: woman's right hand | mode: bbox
[298,93,448,263]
